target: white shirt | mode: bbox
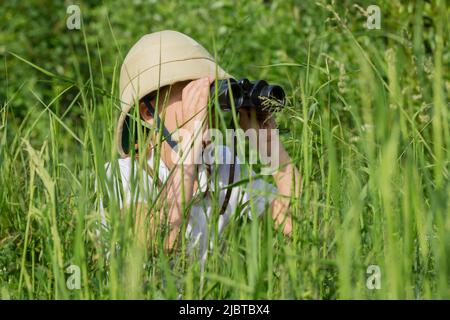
[99,145,277,262]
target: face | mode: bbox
[139,81,186,128]
[138,80,212,167]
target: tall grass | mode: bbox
[0,0,448,299]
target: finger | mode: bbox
[185,78,207,106]
[182,80,201,112]
[182,78,204,104]
[182,81,195,105]
[256,111,270,126]
[239,108,250,128]
[248,108,259,129]
[189,77,209,109]
[207,75,215,84]
[198,77,210,105]
[182,79,196,96]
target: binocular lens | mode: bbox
[260,85,285,106]
[210,78,285,112]
[210,79,244,111]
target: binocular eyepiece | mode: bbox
[210,78,285,112]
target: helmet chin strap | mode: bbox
[141,94,179,151]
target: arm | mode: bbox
[270,145,301,236]
[129,162,194,252]
[239,109,301,236]
[126,132,197,253]
[158,77,212,252]
[162,163,196,251]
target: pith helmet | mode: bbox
[117,30,231,157]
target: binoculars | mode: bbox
[210,78,285,112]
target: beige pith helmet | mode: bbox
[117,30,231,158]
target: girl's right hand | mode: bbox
[180,77,213,127]
[175,77,214,165]
[164,77,215,251]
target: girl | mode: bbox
[101,30,301,262]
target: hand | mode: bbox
[238,108,276,131]
[163,76,214,252]
[173,77,214,165]
[240,108,299,238]
[238,108,283,164]
[180,76,214,130]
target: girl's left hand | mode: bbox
[238,108,279,159]
[238,108,276,131]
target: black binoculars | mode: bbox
[210,78,285,112]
